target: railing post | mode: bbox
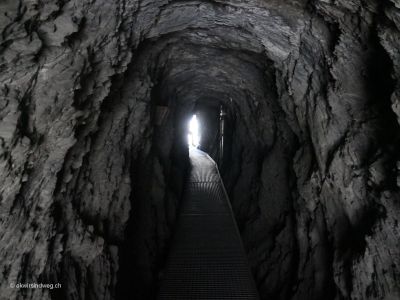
[219,105,226,166]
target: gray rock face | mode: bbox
[0,0,399,299]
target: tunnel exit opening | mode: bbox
[187,114,201,148]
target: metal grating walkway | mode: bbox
[158,148,259,300]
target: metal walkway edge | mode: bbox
[158,148,259,300]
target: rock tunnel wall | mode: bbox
[0,0,400,300]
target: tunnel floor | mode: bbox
[158,148,259,300]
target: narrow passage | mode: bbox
[158,148,259,300]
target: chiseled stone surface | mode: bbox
[0,0,399,299]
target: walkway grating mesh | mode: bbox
[158,148,259,300]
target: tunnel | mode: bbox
[1,0,400,300]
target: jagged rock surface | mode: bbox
[0,0,399,300]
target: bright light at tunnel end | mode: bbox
[188,114,201,148]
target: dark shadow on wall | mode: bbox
[115,90,190,299]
